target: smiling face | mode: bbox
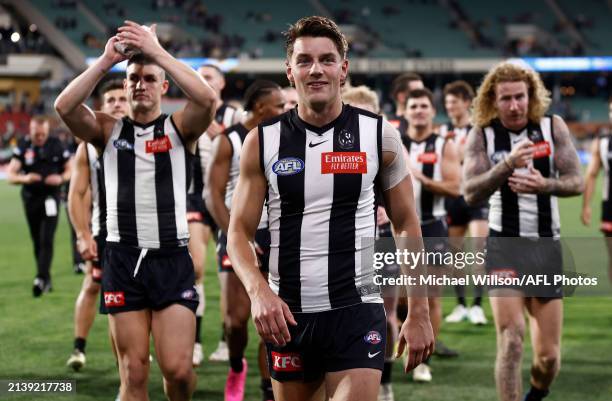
[406,96,435,130]
[286,36,348,113]
[101,88,129,119]
[494,80,529,131]
[125,63,168,114]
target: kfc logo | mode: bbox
[490,268,518,279]
[271,352,303,372]
[104,291,125,307]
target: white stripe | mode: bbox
[601,137,610,201]
[262,122,281,294]
[409,141,425,220]
[299,127,334,312]
[432,136,446,218]
[133,125,159,248]
[167,119,189,243]
[356,114,380,304]
[485,127,502,232]
[87,144,101,237]
[104,122,122,243]
[225,130,243,209]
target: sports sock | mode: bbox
[381,361,393,384]
[524,386,549,401]
[195,316,202,344]
[74,337,86,353]
[457,296,467,307]
[396,303,408,322]
[230,356,244,373]
[473,296,482,307]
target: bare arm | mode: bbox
[547,115,584,196]
[227,129,296,346]
[6,158,41,185]
[418,140,460,197]
[117,21,216,146]
[54,38,125,147]
[581,137,601,226]
[68,144,96,260]
[204,134,232,234]
[379,121,435,372]
[463,126,513,205]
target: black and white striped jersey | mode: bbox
[484,116,560,237]
[86,143,105,238]
[438,122,472,146]
[102,114,191,248]
[224,123,268,228]
[598,134,612,223]
[260,105,383,312]
[403,133,447,223]
[191,103,242,199]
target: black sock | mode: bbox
[458,297,467,307]
[473,297,482,307]
[230,356,243,373]
[381,362,393,384]
[74,337,86,353]
[260,379,274,400]
[525,386,549,401]
[195,316,202,344]
[221,324,226,341]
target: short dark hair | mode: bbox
[127,53,165,79]
[407,88,434,106]
[284,16,348,60]
[31,115,48,125]
[443,80,475,101]
[99,79,124,98]
[244,80,281,112]
[199,63,224,77]
[391,73,423,100]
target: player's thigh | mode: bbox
[272,378,325,401]
[151,304,196,372]
[525,298,562,356]
[187,222,207,280]
[489,293,526,335]
[109,310,151,359]
[325,368,381,401]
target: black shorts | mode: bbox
[485,230,563,298]
[217,228,270,273]
[421,218,449,260]
[446,196,489,227]
[93,235,108,314]
[266,303,386,382]
[101,243,199,314]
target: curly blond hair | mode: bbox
[472,62,551,127]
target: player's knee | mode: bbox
[84,280,100,296]
[163,363,193,386]
[535,350,560,373]
[224,314,248,334]
[123,357,149,389]
[192,260,204,281]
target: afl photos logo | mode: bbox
[273,157,305,176]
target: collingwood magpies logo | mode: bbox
[338,129,355,150]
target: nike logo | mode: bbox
[136,132,150,137]
[368,351,381,359]
[308,140,328,148]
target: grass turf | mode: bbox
[0,179,611,400]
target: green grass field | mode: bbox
[0,179,611,401]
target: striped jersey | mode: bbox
[102,114,191,248]
[86,143,105,238]
[224,123,268,228]
[402,133,446,223]
[484,116,560,237]
[598,134,612,223]
[260,105,383,313]
[439,122,471,146]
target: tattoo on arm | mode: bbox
[463,126,512,204]
[546,116,584,197]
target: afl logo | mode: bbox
[113,139,133,151]
[338,129,355,150]
[364,330,382,344]
[273,157,304,176]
